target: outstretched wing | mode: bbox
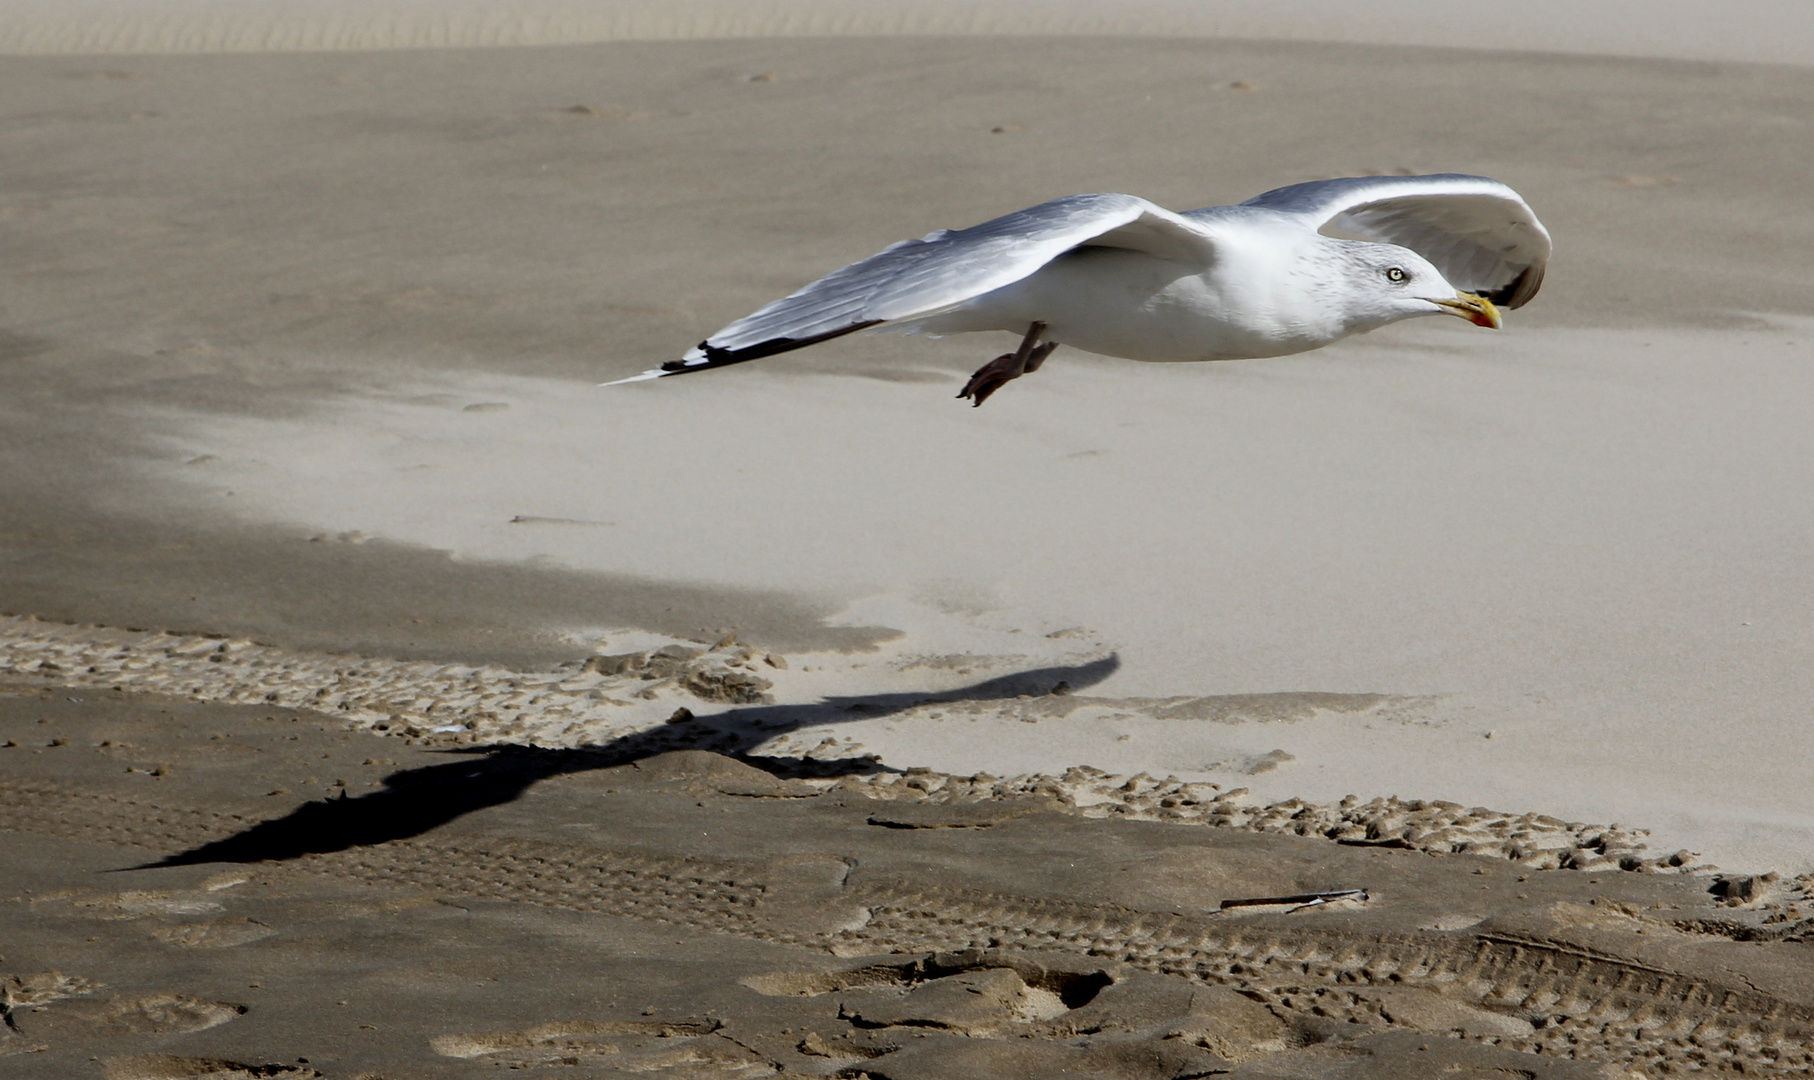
[1231,174,1551,308]
[605,194,1223,384]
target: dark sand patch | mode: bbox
[0,488,893,668]
[5,686,1814,1078]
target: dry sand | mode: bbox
[5,1,1814,66]
[3,4,1814,1077]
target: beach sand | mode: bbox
[3,6,1814,1077]
[6,686,1814,1079]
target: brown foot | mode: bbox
[958,351,1021,406]
[958,322,1058,407]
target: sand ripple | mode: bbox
[2,613,1702,875]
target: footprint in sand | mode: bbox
[148,917,276,949]
[102,1056,319,1080]
[430,1019,753,1073]
[1,970,98,1009]
[22,992,245,1038]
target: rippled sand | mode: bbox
[3,6,1813,1077]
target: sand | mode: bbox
[6,1,1814,66]
[3,4,1814,1077]
[6,690,1814,1078]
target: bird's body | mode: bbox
[606,175,1550,404]
[920,220,1367,363]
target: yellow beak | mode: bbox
[1433,291,1502,329]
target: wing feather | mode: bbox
[1233,174,1551,308]
[607,194,1222,383]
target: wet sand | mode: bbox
[4,7,1814,1078]
[5,688,1814,1078]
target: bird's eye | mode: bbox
[1385,267,1408,283]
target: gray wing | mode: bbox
[606,194,1221,384]
[1231,174,1551,308]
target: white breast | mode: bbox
[920,233,1352,363]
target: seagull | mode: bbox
[605,174,1550,406]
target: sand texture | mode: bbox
[3,12,1814,1079]
[3,35,1813,869]
[6,690,1814,1079]
[5,1,1814,66]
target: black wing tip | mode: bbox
[672,321,886,373]
[654,341,738,376]
[1487,264,1545,310]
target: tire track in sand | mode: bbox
[3,776,1811,1076]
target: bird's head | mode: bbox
[1328,242,1501,333]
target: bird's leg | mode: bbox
[958,322,1058,407]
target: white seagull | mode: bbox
[606,174,1550,406]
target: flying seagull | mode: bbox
[605,174,1549,405]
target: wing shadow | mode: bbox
[128,654,1118,868]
